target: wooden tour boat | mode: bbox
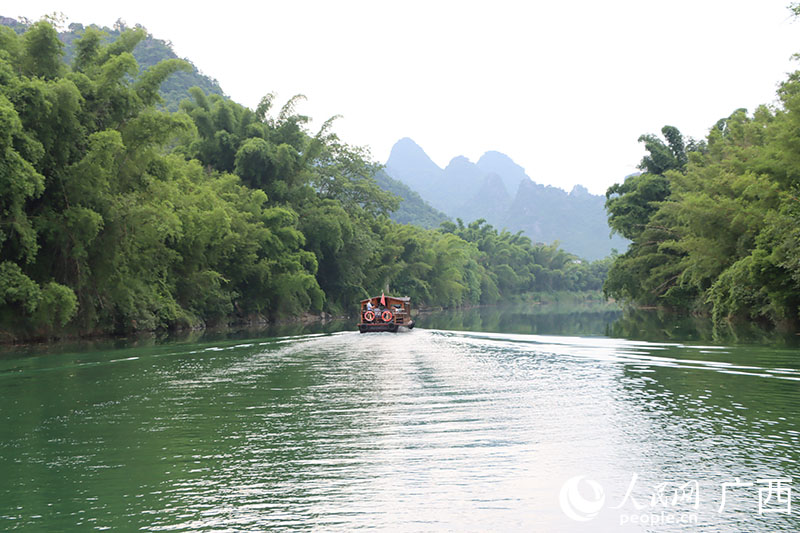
[358,294,415,333]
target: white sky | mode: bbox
[5,1,800,194]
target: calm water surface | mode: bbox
[1,307,799,531]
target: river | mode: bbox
[1,306,799,531]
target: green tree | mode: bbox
[20,20,64,79]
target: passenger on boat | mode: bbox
[366,301,374,311]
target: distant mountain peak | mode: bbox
[385,138,442,192]
[382,137,629,259]
[445,155,474,170]
[570,184,590,196]
[389,137,436,162]
[476,150,530,194]
[387,138,438,168]
[477,150,522,170]
[393,137,425,152]
[481,173,510,198]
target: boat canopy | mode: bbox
[360,296,410,304]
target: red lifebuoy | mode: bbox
[381,310,393,322]
[364,310,375,322]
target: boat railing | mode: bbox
[361,306,409,324]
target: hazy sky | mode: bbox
[5,1,800,193]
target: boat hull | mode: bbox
[358,321,415,333]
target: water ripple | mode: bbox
[1,329,799,531]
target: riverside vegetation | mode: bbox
[604,105,800,330]
[602,3,800,332]
[0,20,610,341]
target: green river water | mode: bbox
[1,305,799,531]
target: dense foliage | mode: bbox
[1,16,225,111]
[0,20,609,341]
[605,97,800,327]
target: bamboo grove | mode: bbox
[0,21,609,340]
[604,104,800,329]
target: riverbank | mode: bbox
[0,311,348,349]
[6,290,795,351]
[0,290,612,346]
